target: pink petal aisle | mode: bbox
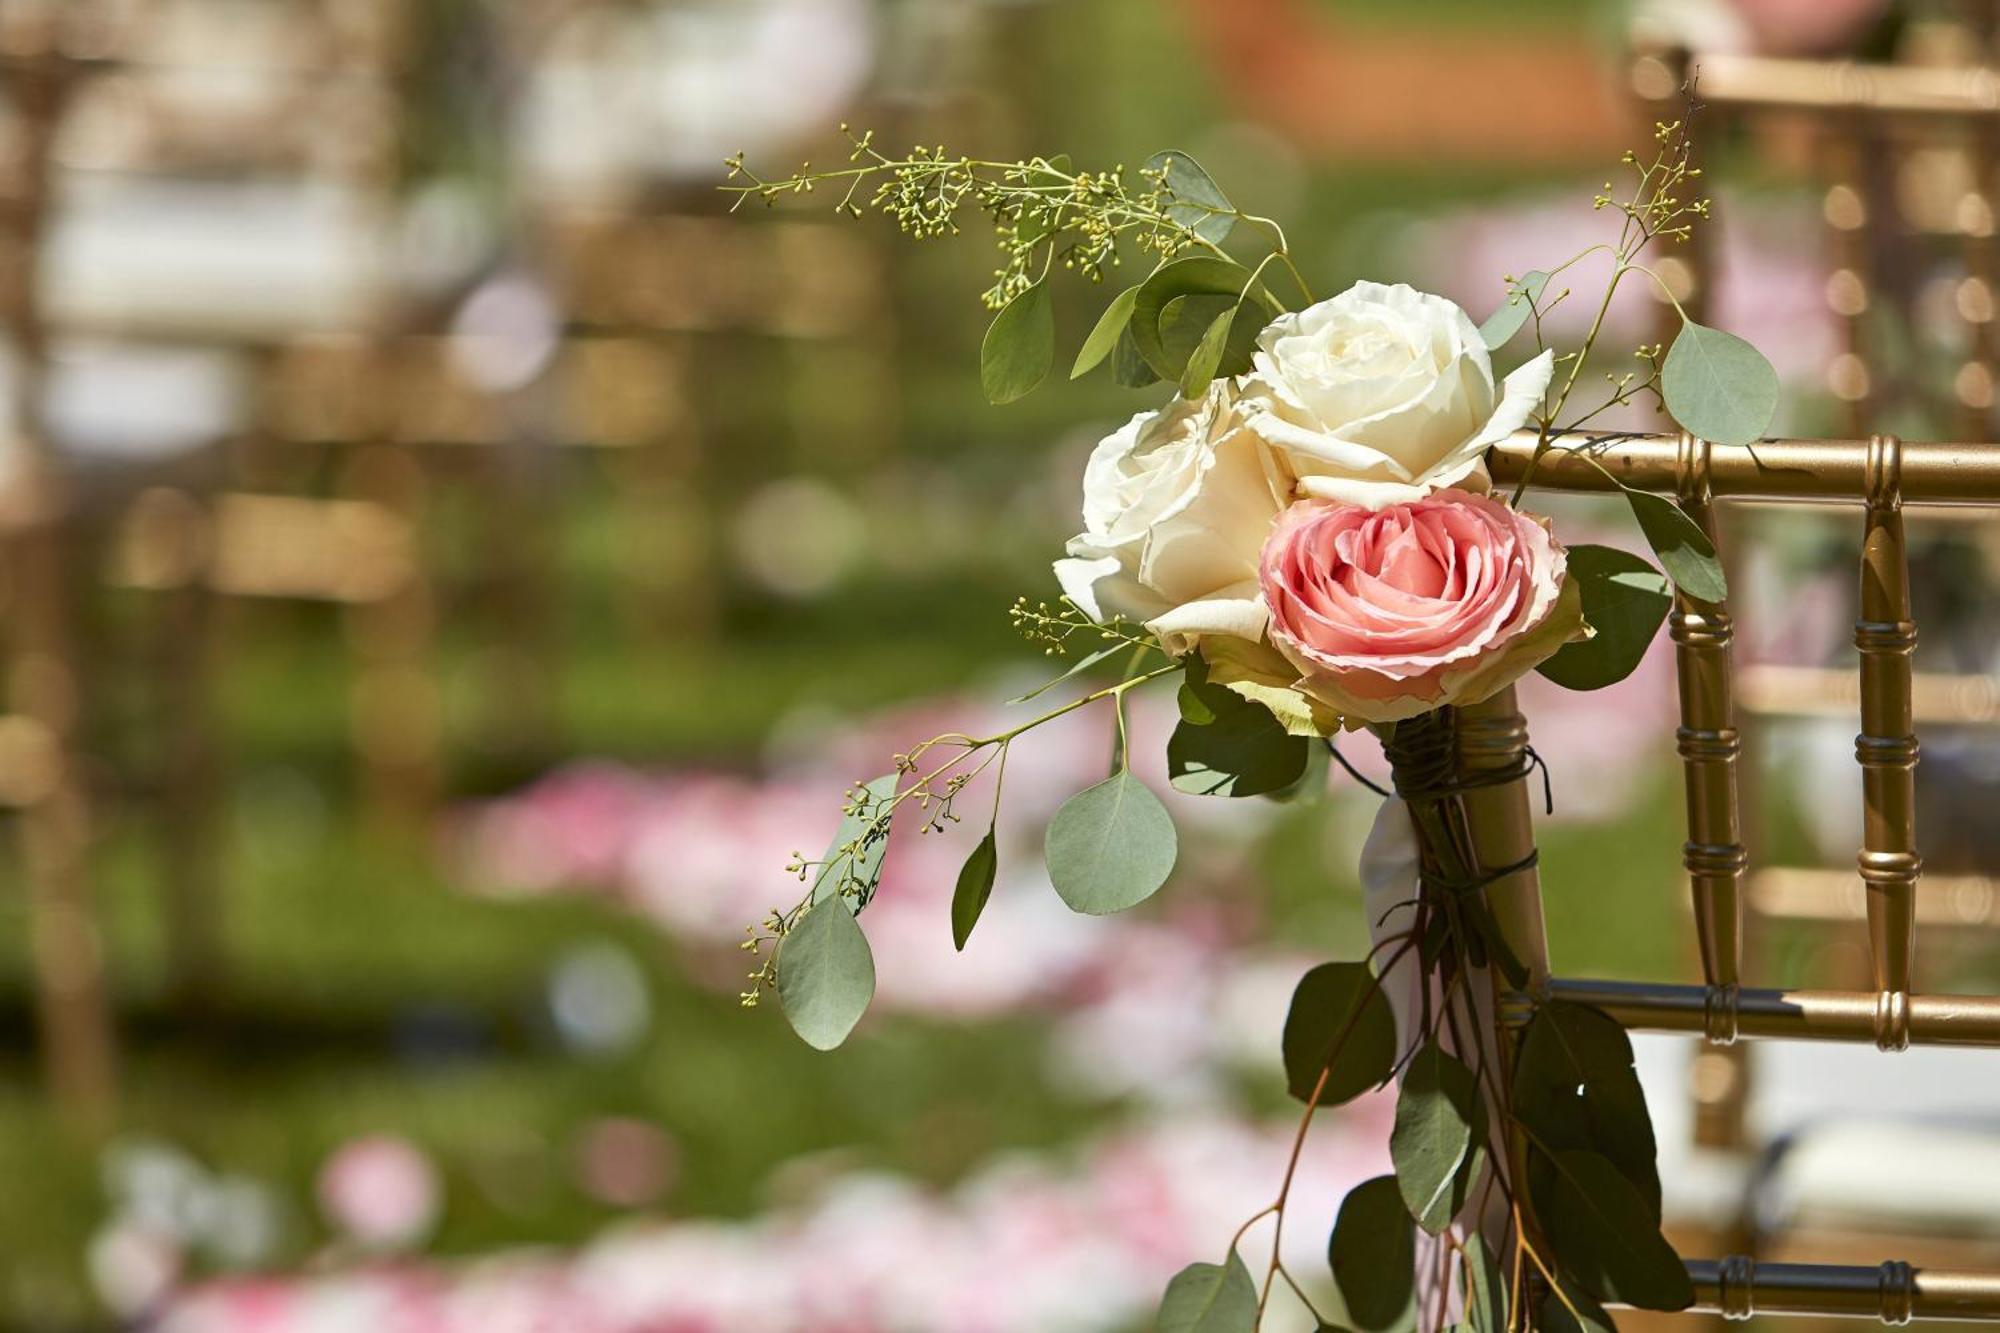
[145,530,1672,1331]
[157,1108,1390,1333]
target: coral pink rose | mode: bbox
[1257,490,1583,724]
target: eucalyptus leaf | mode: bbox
[1178,682,1220,725]
[1044,770,1177,914]
[950,828,998,951]
[1008,642,1127,704]
[1463,1233,1507,1333]
[980,281,1054,405]
[1624,488,1727,603]
[1113,326,1161,388]
[1131,256,1276,382]
[1541,1285,1619,1333]
[1514,1000,1660,1216]
[1181,306,1236,398]
[1329,1175,1414,1331]
[1479,270,1549,351]
[1142,149,1237,246]
[776,897,876,1050]
[1391,1040,1481,1233]
[1537,1149,1694,1311]
[1157,1252,1259,1333]
[1072,285,1140,380]
[811,774,900,909]
[1537,545,1672,691]
[1168,681,1309,797]
[1280,962,1397,1105]
[1662,319,1778,448]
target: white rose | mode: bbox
[1053,382,1291,654]
[1241,280,1554,509]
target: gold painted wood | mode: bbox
[1487,431,2000,504]
[1856,435,1921,1049]
[1669,434,1746,1011]
[1542,979,2000,1047]
[1666,1258,2000,1322]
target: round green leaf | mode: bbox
[1142,149,1237,246]
[1280,962,1397,1105]
[1113,325,1160,388]
[1514,1000,1660,1216]
[1541,1285,1619,1333]
[1158,1252,1259,1333]
[1537,1149,1694,1312]
[776,897,876,1051]
[1538,545,1672,691]
[1168,683,1309,797]
[1623,488,1727,604]
[1661,318,1777,448]
[1391,1040,1481,1233]
[1044,770,1177,914]
[1131,256,1275,382]
[980,281,1054,405]
[1479,270,1548,351]
[950,828,998,951]
[1329,1175,1414,1331]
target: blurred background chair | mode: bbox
[0,0,447,1115]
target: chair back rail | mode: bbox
[1474,430,2000,1320]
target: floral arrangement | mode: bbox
[725,109,1775,1333]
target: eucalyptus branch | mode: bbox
[740,657,1177,1001]
[725,127,1314,315]
[730,129,1222,308]
[1501,115,1711,510]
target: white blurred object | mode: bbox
[450,275,563,395]
[1639,1034,2000,1233]
[316,1135,442,1252]
[520,0,875,198]
[548,943,653,1056]
[87,1220,183,1319]
[199,1175,286,1270]
[1760,1118,2000,1235]
[102,1139,214,1245]
[33,341,246,460]
[731,476,866,597]
[41,177,388,341]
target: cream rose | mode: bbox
[1054,382,1293,654]
[1241,281,1554,510]
[1257,490,1583,723]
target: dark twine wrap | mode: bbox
[1373,707,1547,899]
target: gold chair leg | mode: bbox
[8,520,115,1133]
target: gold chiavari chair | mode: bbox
[1625,35,2000,1181]
[1463,427,2000,1324]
